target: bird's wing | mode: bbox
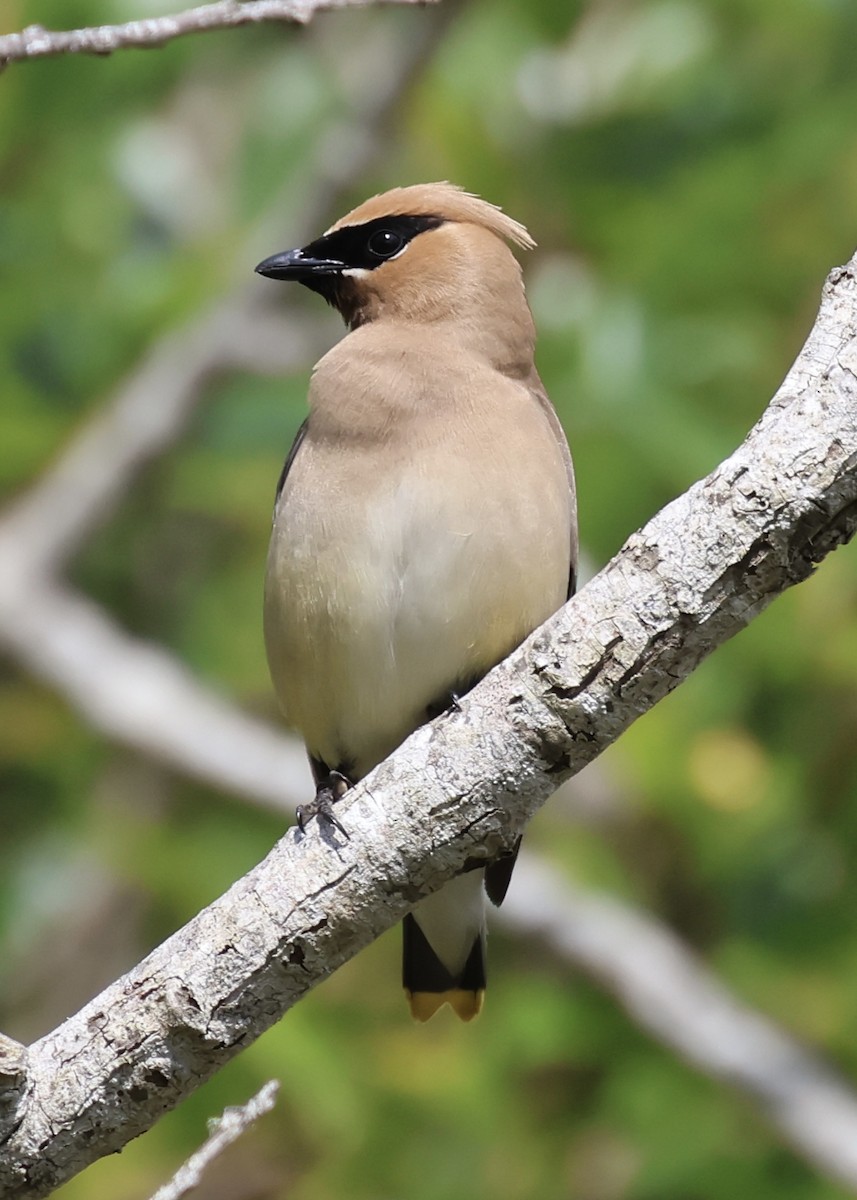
[273,417,309,513]
[529,375,578,599]
[484,377,577,907]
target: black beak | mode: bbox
[254,247,345,282]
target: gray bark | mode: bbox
[0,1037,27,1148]
[1,252,856,1197]
[147,1081,279,1200]
[0,0,433,67]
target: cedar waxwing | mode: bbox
[255,183,577,1021]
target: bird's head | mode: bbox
[255,183,536,339]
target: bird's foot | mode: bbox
[296,770,352,839]
[425,690,464,721]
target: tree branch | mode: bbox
[0,0,436,67]
[1,252,857,1197]
[147,1080,279,1200]
[0,1035,28,1147]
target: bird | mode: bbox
[255,182,577,1021]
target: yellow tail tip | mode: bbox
[407,989,484,1022]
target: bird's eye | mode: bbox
[367,229,405,259]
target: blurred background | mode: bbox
[3,0,857,1197]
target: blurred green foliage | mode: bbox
[2,0,857,1197]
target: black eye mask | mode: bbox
[302,214,444,272]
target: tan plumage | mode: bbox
[256,183,577,1020]
[324,182,536,249]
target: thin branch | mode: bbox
[0,0,436,67]
[502,856,857,1190]
[2,252,857,1198]
[148,1080,279,1200]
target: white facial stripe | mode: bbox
[339,239,411,278]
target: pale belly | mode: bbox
[264,465,569,780]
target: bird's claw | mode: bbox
[296,770,352,839]
[425,689,464,722]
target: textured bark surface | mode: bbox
[1,255,856,1198]
[0,0,433,66]
[0,1036,27,1148]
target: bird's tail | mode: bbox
[402,912,485,1022]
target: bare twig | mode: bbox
[502,856,857,1190]
[2,251,857,1198]
[148,1080,279,1200]
[0,0,436,67]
